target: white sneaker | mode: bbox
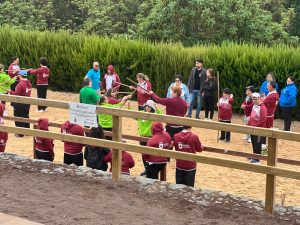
[37,109,44,113]
[247,138,251,143]
[205,118,209,121]
[262,144,267,150]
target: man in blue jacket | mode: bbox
[84,62,101,94]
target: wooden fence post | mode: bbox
[112,116,122,181]
[265,137,278,212]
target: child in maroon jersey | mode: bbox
[174,126,204,187]
[61,121,85,166]
[28,57,50,112]
[34,118,54,162]
[144,122,172,179]
[241,86,254,142]
[0,103,8,152]
[217,88,234,142]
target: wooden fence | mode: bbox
[0,94,300,213]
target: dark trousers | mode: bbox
[250,135,262,159]
[176,168,196,187]
[261,137,266,145]
[281,107,293,131]
[64,152,83,166]
[146,163,166,179]
[165,125,183,140]
[203,95,215,120]
[37,85,48,110]
[14,103,30,137]
[103,127,113,140]
[140,141,149,169]
[219,120,231,141]
[35,150,54,162]
[10,80,19,92]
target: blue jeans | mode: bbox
[187,90,201,118]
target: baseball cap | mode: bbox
[145,100,156,111]
[252,92,260,98]
[18,70,27,76]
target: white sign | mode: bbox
[69,102,98,127]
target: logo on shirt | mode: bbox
[43,73,49,78]
[178,142,190,149]
[26,88,31,93]
[159,142,169,149]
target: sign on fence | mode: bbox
[69,102,97,127]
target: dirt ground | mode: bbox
[3,88,300,206]
[0,158,296,225]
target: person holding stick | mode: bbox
[7,56,20,91]
[105,88,122,104]
[0,64,16,105]
[129,73,152,111]
[202,68,217,121]
[27,57,50,112]
[101,65,121,93]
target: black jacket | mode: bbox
[203,77,217,97]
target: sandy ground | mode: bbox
[3,88,300,206]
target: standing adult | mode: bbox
[7,56,20,91]
[279,77,298,131]
[150,86,188,140]
[79,78,100,105]
[187,59,207,119]
[27,57,50,112]
[259,72,278,97]
[166,74,190,104]
[248,93,267,164]
[9,70,32,137]
[101,65,121,93]
[84,61,101,94]
[129,73,152,111]
[202,68,217,120]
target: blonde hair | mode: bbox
[136,73,149,81]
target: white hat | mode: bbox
[145,100,156,111]
[252,92,260,98]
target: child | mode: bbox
[104,140,135,175]
[217,88,234,142]
[0,64,16,105]
[61,120,85,166]
[84,126,110,171]
[34,118,54,162]
[0,103,8,152]
[106,88,122,104]
[241,86,254,142]
[174,126,204,187]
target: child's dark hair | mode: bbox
[39,57,48,66]
[89,126,104,139]
[183,126,191,130]
[144,105,155,113]
[106,88,113,97]
[11,56,18,63]
[223,88,231,94]
[269,81,277,88]
[98,96,107,105]
[174,74,183,81]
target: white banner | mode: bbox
[69,102,98,127]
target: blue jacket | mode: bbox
[279,83,298,107]
[166,83,190,103]
[86,68,101,91]
[259,80,279,96]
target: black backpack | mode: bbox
[84,145,110,171]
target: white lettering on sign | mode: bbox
[69,102,97,127]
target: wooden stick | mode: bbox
[126,77,150,93]
[114,81,132,89]
[217,71,220,143]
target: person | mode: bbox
[241,86,254,143]
[105,88,122,104]
[9,70,32,137]
[79,78,100,105]
[7,56,20,91]
[217,88,234,142]
[104,141,135,175]
[261,81,279,148]
[166,74,190,104]
[144,122,172,179]
[27,57,50,112]
[174,126,204,187]
[259,72,278,97]
[129,73,152,111]
[0,103,8,152]
[0,64,16,105]
[34,118,54,162]
[101,65,121,93]
[187,59,207,119]
[202,68,217,120]
[84,126,110,171]
[248,93,267,164]
[279,77,298,131]
[84,61,101,94]
[97,94,132,140]
[61,120,85,166]
[150,86,188,140]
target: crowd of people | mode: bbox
[0,57,298,187]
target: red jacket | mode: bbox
[28,66,50,85]
[101,65,121,91]
[248,102,267,128]
[104,150,135,175]
[35,118,54,156]
[151,93,187,126]
[263,91,279,128]
[144,122,172,163]
[8,63,20,79]
[61,121,85,154]
[242,96,254,117]
[108,97,122,105]
[137,80,152,106]
[174,130,203,170]
[218,97,234,121]
[10,79,32,97]
[0,103,8,152]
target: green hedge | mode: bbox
[0,28,299,118]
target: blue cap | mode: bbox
[18,70,27,76]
